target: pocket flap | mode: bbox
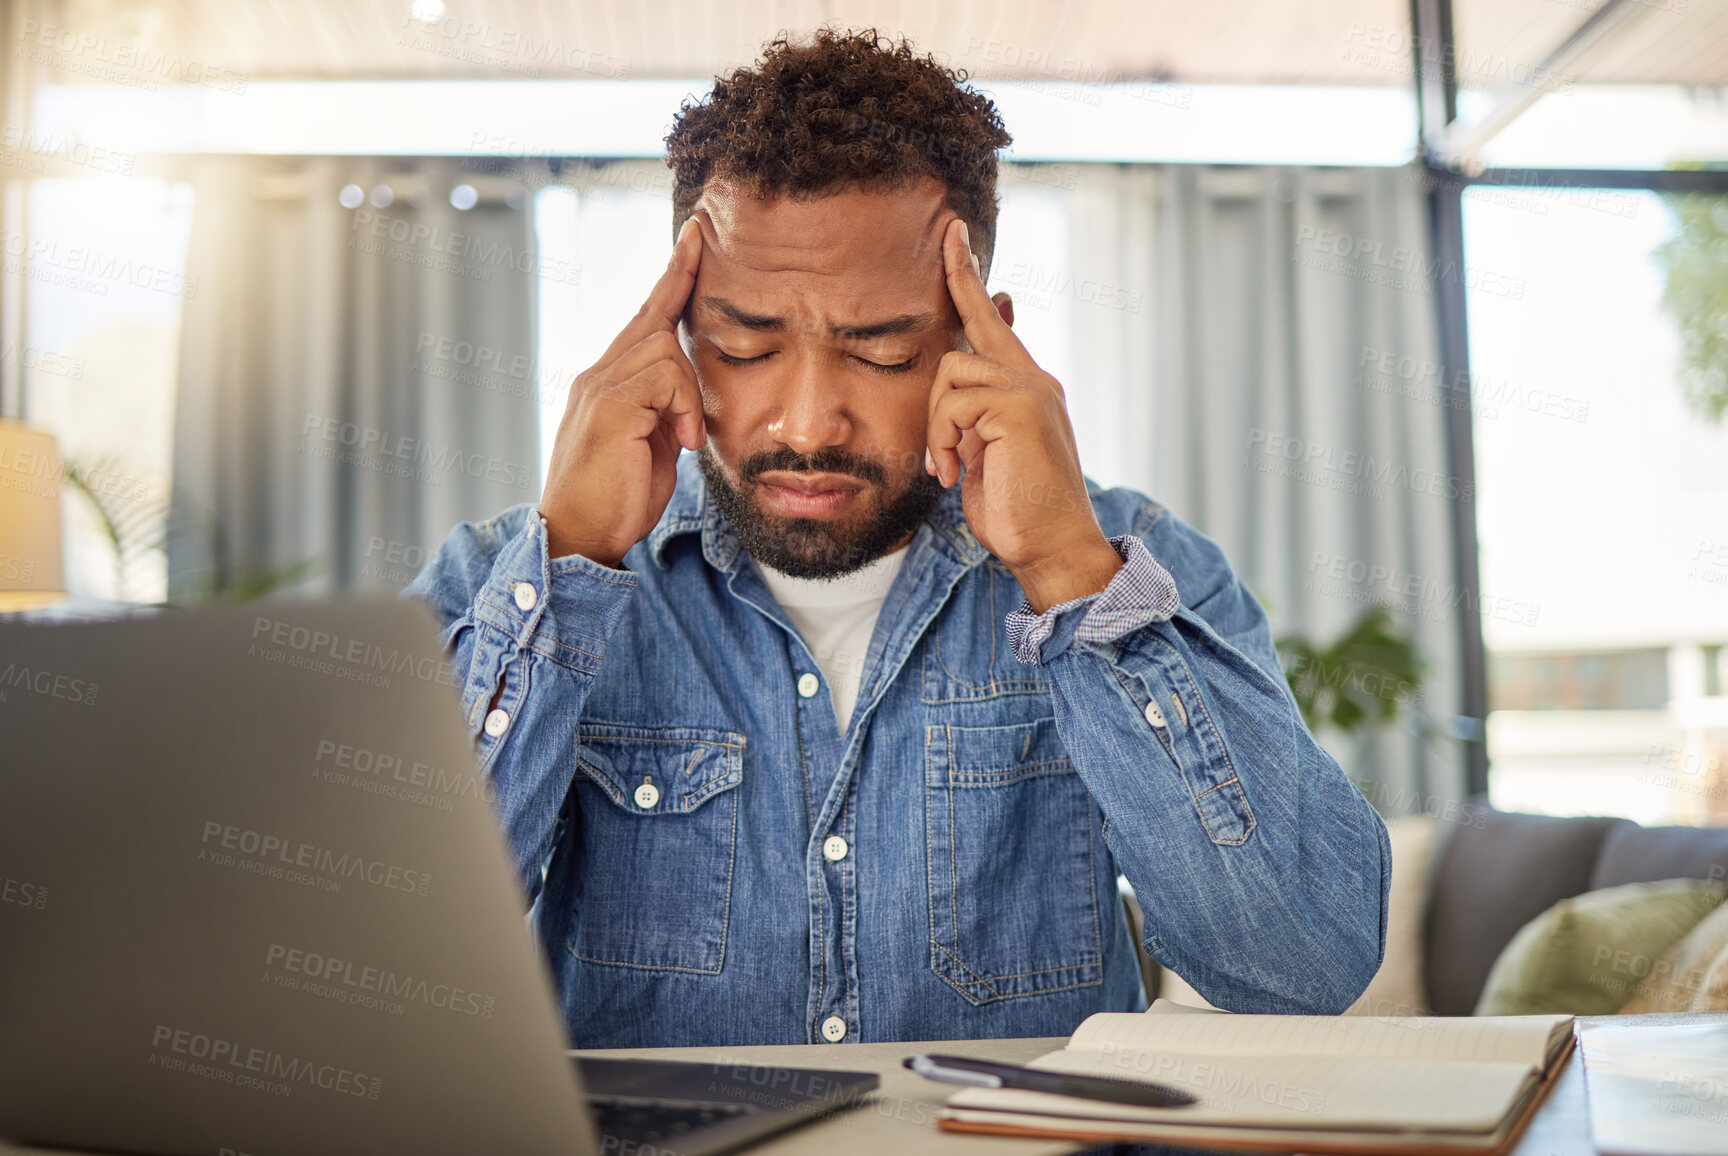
[929,715,1073,788]
[576,724,746,815]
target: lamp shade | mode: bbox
[0,421,67,612]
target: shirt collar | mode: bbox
[647,452,988,572]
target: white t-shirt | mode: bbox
[756,545,909,733]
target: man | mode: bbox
[408,28,1390,1049]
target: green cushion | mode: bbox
[1473,878,1727,1016]
[1621,900,1728,1013]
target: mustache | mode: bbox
[737,447,888,488]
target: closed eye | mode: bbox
[859,355,918,375]
[715,350,770,367]
[714,349,918,375]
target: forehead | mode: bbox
[690,177,954,321]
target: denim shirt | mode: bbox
[405,453,1390,1048]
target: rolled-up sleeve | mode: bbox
[1005,534,1179,666]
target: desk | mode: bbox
[1,1013,1719,1156]
[572,1012,1728,1156]
[581,1035,1077,1156]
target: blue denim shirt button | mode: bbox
[483,707,510,736]
[512,582,537,612]
[1143,701,1167,728]
[822,835,848,861]
[796,672,820,698]
[820,1016,847,1042]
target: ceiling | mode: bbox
[25,0,1728,87]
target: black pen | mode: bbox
[903,1054,1198,1109]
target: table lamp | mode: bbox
[0,420,67,611]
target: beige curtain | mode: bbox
[1042,162,1464,814]
[170,156,543,599]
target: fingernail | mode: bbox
[958,220,970,249]
[925,448,935,475]
[970,254,982,279]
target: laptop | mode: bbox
[0,598,877,1156]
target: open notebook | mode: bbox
[938,1000,1575,1155]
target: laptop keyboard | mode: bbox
[589,1097,753,1147]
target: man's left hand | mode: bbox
[926,216,1123,614]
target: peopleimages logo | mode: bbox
[1,338,86,378]
[199,821,432,897]
[0,662,100,706]
[300,413,534,490]
[0,125,134,176]
[249,614,460,691]
[148,1025,381,1100]
[264,943,497,1019]
[312,739,493,810]
[397,15,630,79]
[1,873,49,911]
[1245,429,1474,502]
[1293,224,1527,301]
[1357,346,1590,424]
[0,229,199,298]
[1097,1041,1326,1116]
[1306,551,1541,628]
[348,209,581,286]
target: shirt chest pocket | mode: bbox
[921,564,1052,704]
[924,716,1104,1005]
[568,725,746,975]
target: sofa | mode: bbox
[1126,800,1728,1015]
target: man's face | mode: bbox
[682,177,969,579]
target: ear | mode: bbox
[991,291,1015,329]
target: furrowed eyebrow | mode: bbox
[700,297,938,342]
[834,313,939,341]
[701,297,784,331]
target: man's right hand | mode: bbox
[539,214,707,566]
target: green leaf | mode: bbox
[1276,606,1426,735]
[1655,189,1728,424]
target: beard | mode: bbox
[697,443,942,579]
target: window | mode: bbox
[21,177,194,605]
[1466,187,1728,825]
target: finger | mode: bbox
[582,331,706,450]
[943,217,1030,367]
[584,330,688,398]
[956,428,989,483]
[926,384,1014,489]
[600,214,704,364]
[925,350,1027,484]
[630,355,707,453]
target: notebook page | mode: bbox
[948,1052,1537,1132]
[1068,1008,1568,1066]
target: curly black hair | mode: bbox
[664,27,1013,276]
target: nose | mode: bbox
[766,347,852,456]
